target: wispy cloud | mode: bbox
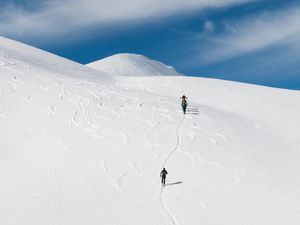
[0,0,253,39]
[200,6,300,63]
[204,21,215,33]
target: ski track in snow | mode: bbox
[204,159,241,183]
[160,187,180,225]
[160,115,185,225]
[163,116,185,167]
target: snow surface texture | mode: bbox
[87,53,182,77]
[1,36,300,225]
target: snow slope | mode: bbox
[87,53,181,76]
[1,36,300,225]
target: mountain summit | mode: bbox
[86,53,181,76]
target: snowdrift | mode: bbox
[1,36,300,225]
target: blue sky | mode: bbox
[1,0,300,89]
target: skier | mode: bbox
[160,168,168,185]
[180,95,188,114]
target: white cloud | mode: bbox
[201,6,300,63]
[204,20,215,33]
[0,0,253,38]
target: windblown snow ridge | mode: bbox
[0,36,108,81]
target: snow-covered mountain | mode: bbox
[87,53,181,76]
[1,36,300,225]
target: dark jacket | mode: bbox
[181,96,188,105]
[160,169,168,177]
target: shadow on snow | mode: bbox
[163,181,183,187]
[185,105,199,115]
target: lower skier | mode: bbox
[160,168,168,185]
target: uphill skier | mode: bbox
[180,95,188,114]
[160,168,168,185]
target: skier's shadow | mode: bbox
[163,181,183,187]
[186,105,199,115]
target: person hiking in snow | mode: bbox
[160,168,168,185]
[180,95,188,102]
[180,95,188,114]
